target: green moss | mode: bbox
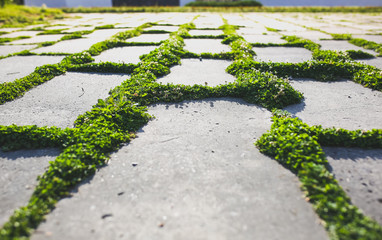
[256,113,382,240]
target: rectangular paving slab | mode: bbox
[93,46,157,64]
[125,34,170,43]
[9,34,63,45]
[32,29,126,54]
[184,39,231,54]
[253,47,312,63]
[0,55,65,83]
[324,147,382,225]
[0,72,127,128]
[31,98,328,240]
[0,45,38,56]
[157,59,235,87]
[0,149,61,228]
[283,79,382,130]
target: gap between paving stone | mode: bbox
[184,39,231,54]
[252,47,312,63]
[0,55,65,83]
[31,98,328,240]
[93,46,157,65]
[323,147,382,225]
[283,79,382,130]
[0,72,127,128]
[0,148,61,228]
[158,59,236,87]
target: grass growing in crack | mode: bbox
[256,112,382,240]
[0,15,382,240]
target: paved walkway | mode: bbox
[1,12,382,239]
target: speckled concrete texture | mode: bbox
[324,147,382,225]
[0,72,127,128]
[0,149,60,227]
[32,99,328,240]
[158,59,235,87]
[284,79,382,130]
[0,55,64,83]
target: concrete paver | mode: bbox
[9,34,63,44]
[0,44,38,56]
[93,46,157,64]
[284,79,382,130]
[1,11,382,239]
[184,39,231,54]
[0,72,127,128]
[0,55,64,83]
[189,29,223,36]
[32,99,328,240]
[319,40,377,55]
[253,47,312,63]
[158,59,235,87]
[0,149,61,227]
[324,147,382,225]
[125,34,170,43]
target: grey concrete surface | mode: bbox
[32,98,328,240]
[189,29,223,36]
[319,40,377,55]
[93,46,157,64]
[0,31,38,38]
[0,149,61,227]
[32,29,126,54]
[243,34,287,44]
[125,34,170,43]
[9,34,63,45]
[0,55,64,83]
[324,147,382,225]
[184,39,231,54]
[284,79,382,130]
[253,47,312,63]
[0,72,127,128]
[146,25,179,32]
[356,57,382,69]
[353,35,382,44]
[1,12,382,239]
[0,45,38,56]
[158,59,235,87]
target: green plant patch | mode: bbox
[1,17,382,240]
[37,41,56,47]
[37,29,67,35]
[255,112,382,240]
[67,62,136,74]
[142,29,171,34]
[331,33,352,40]
[60,32,82,41]
[0,64,66,104]
[227,59,382,90]
[0,35,31,44]
[349,38,382,56]
[265,26,281,32]
[183,34,226,39]
[345,50,375,60]
[94,24,115,30]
